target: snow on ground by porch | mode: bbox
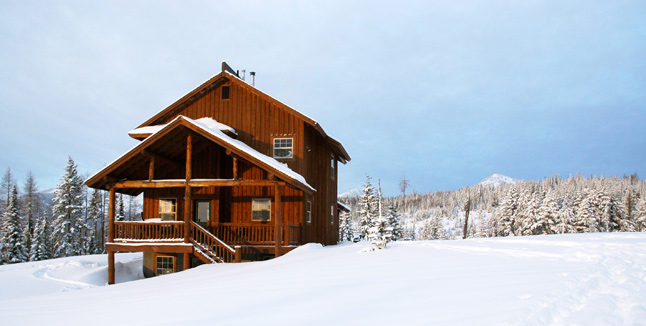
[1,233,646,325]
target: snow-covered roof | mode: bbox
[183,116,314,192]
[128,117,236,137]
[337,201,351,212]
[87,116,315,193]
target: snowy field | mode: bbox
[1,233,645,325]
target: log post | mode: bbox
[183,252,190,271]
[235,245,242,263]
[274,183,282,257]
[184,184,191,243]
[186,133,192,181]
[108,187,115,242]
[108,251,115,285]
[148,156,155,182]
[108,187,116,284]
[232,157,238,180]
[184,133,193,243]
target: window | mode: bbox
[156,255,175,275]
[331,205,334,224]
[273,138,293,159]
[331,155,335,179]
[221,86,230,99]
[252,198,271,221]
[159,198,177,221]
[195,200,210,225]
[306,201,312,224]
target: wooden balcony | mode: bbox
[113,221,185,242]
[111,221,300,247]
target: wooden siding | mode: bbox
[138,77,338,244]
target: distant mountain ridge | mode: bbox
[339,188,361,198]
[478,174,517,187]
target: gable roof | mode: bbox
[135,62,350,164]
[86,116,315,194]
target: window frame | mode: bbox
[251,198,272,222]
[194,199,211,224]
[221,86,230,100]
[158,198,177,221]
[155,255,176,275]
[306,201,312,224]
[331,154,335,180]
[330,205,335,225]
[273,137,294,160]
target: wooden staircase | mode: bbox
[190,221,240,264]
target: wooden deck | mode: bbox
[110,220,300,262]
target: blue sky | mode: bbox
[1,1,644,197]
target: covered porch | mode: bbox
[86,116,315,283]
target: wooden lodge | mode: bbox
[86,62,350,283]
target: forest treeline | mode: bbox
[339,174,646,241]
[0,158,141,264]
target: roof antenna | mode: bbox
[250,71,256,86]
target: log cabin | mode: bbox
[86,62,350,284]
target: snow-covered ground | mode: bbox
[1,233,645,325]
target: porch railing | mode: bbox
[113,221,184,242]
[112,221,300,247]
[211,223,300,246]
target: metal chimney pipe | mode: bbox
[241,69,246,81]
[250,72,256,86]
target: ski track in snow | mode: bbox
[32,261,100,292]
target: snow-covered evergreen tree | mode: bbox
[0,167,15,216]
[21,171,39,260]
[576,190,600,233]
[636,196,646,232]
[358,175,378,240]
[520,191,543,235]
[86,189,103,254]
[556,198,577,234]
[1,185,28,263]
[51,157,85,258]
[495,188,519,236]
[30,213,51,261]
[535,191,558,235]
[387,203,403,241]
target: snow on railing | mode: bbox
[113,221,184,242]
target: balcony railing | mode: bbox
[113,221,184,242]
[211,223,300,246]
[112,221,300,247]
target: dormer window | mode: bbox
[273,138,293,159]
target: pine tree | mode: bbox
[358,175,378,241]
[556,198,577,234]
[51,157,85,258]
[576,191,599,232]
[535,191,558,235]
[1,185,28,263]
[387,203,403,241]
[30,213,51,261]
[0,167,15,215]
[86,189,103,254]
[495,188,519,236]
[21,171,39,260]
[636,196,646,232]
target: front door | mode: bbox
[194,200,211,228]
